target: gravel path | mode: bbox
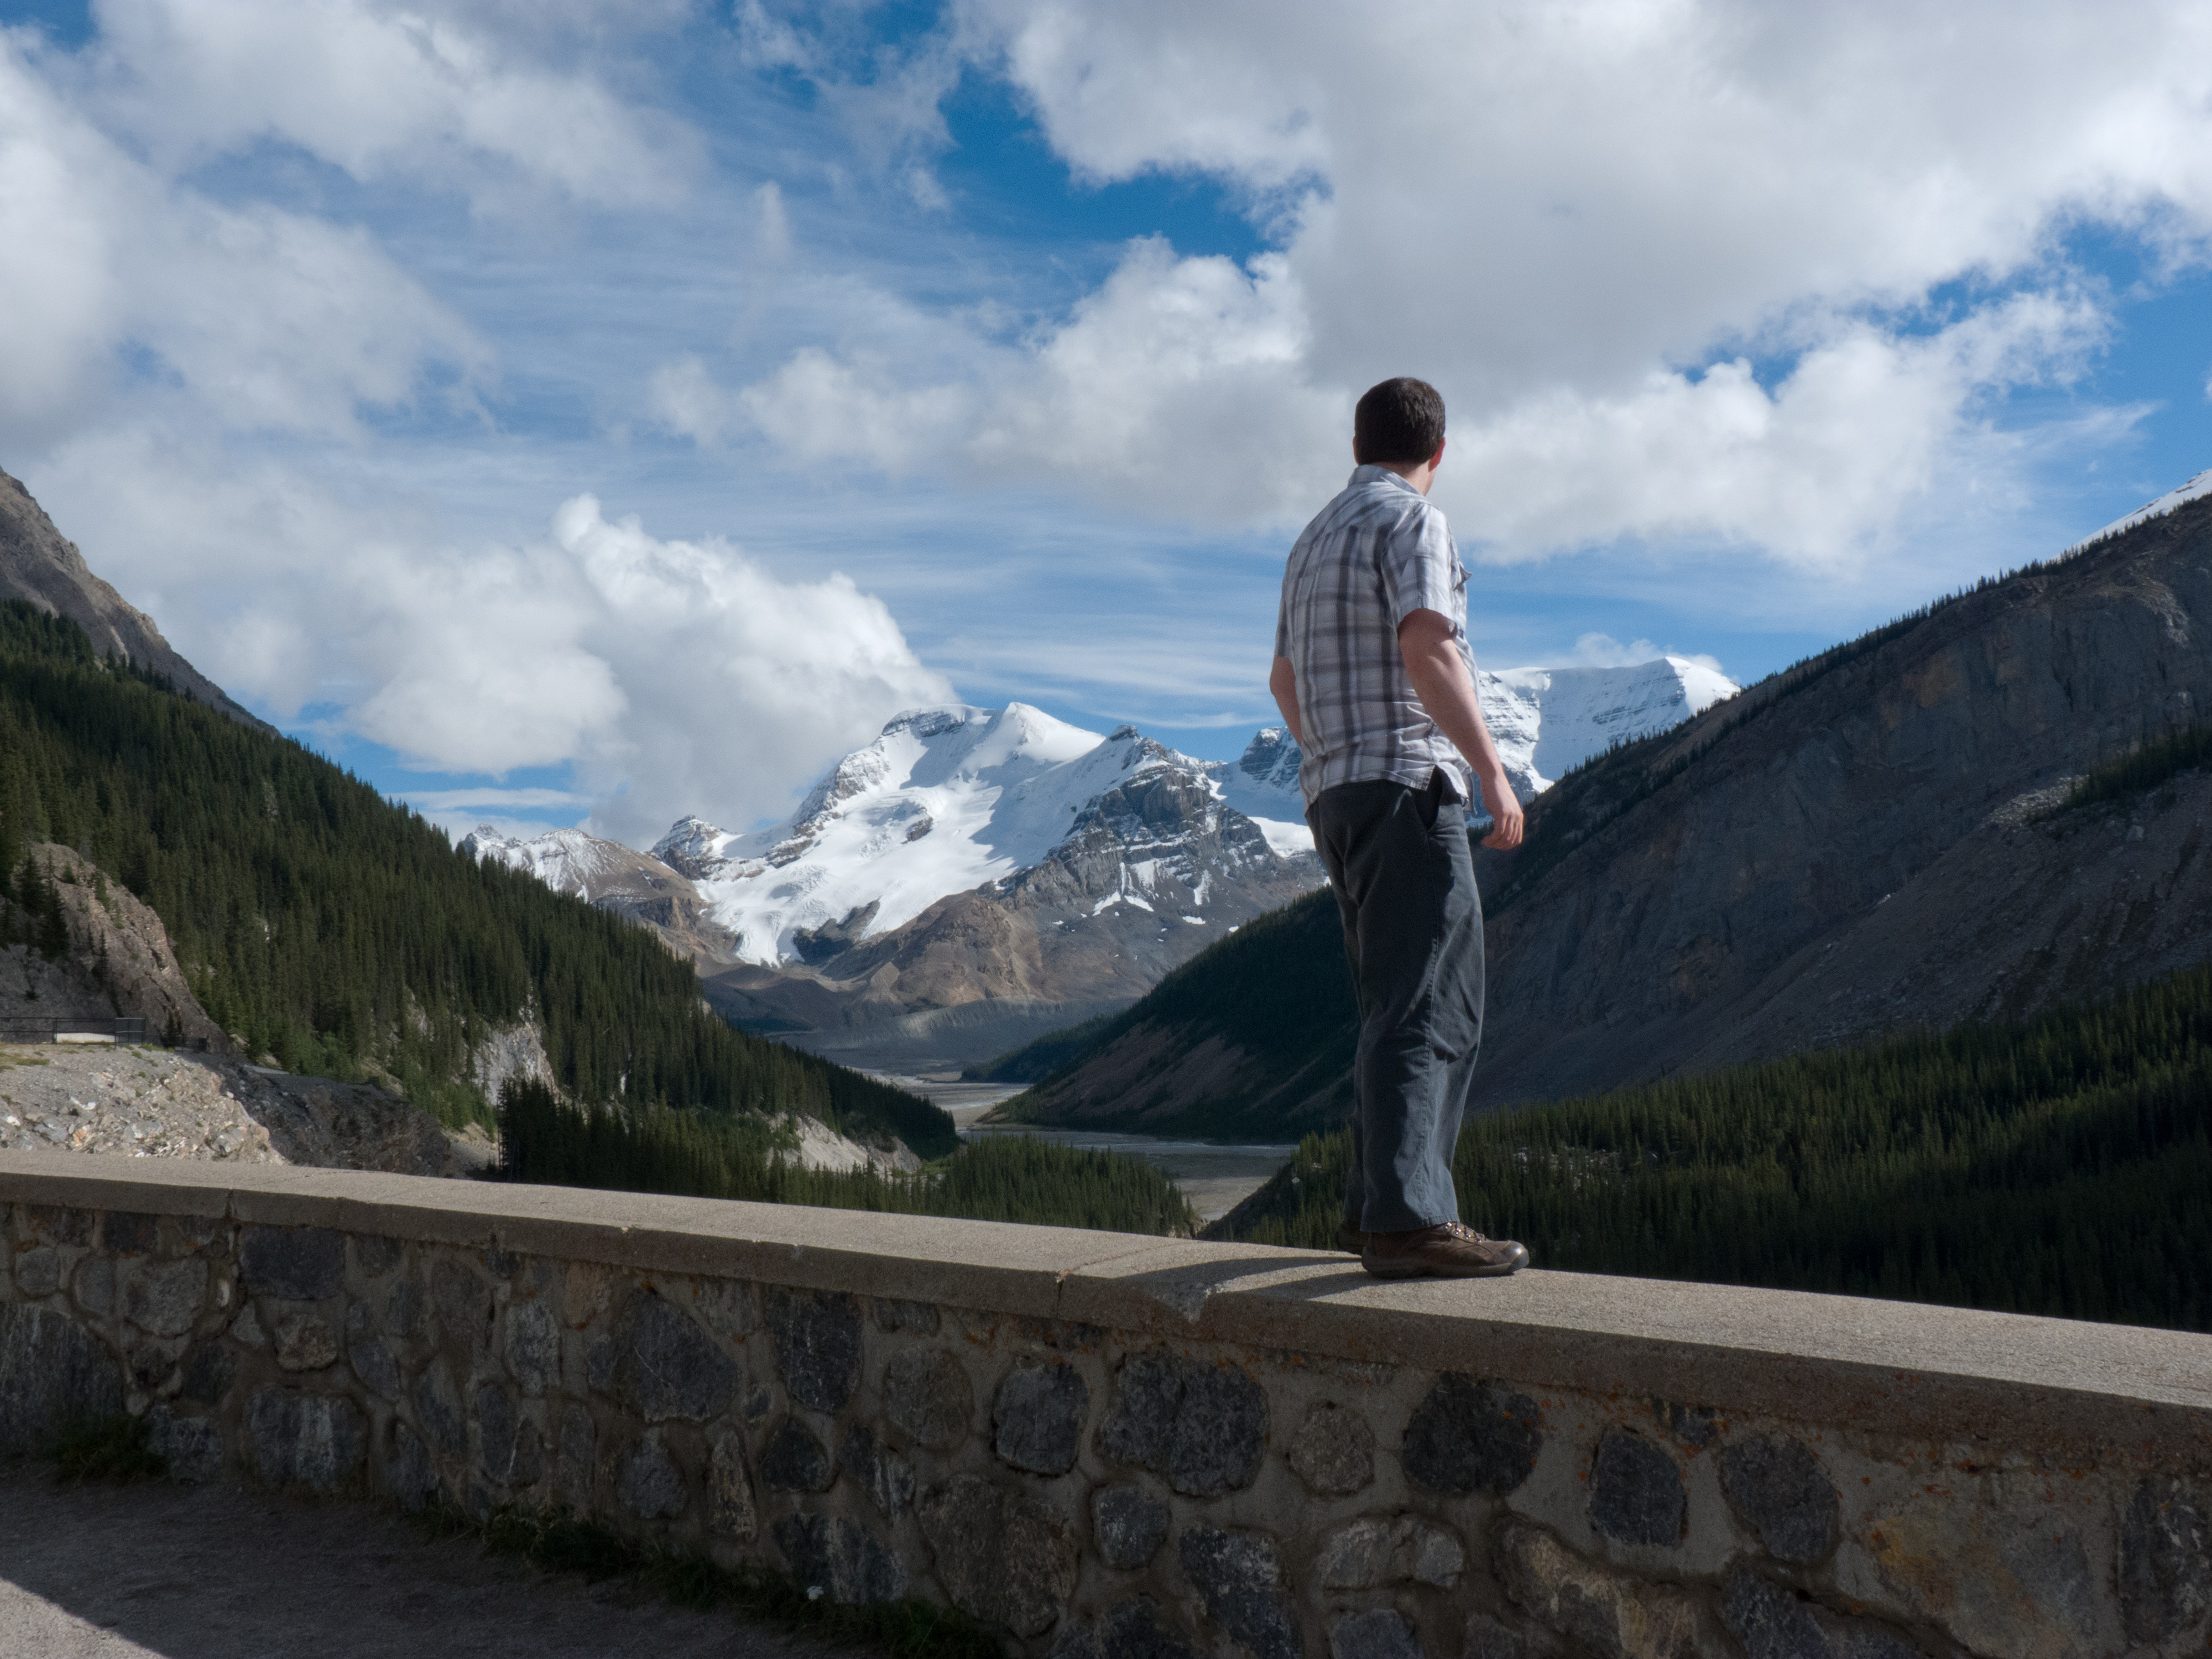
[0,1462,844,1658]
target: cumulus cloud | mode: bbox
[75,0,698,210]
[547,495,956,843]
[729,0,2212,566]
[30,429,953,844]
[0,34,485,450]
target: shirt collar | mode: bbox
[1347,463,1423,494]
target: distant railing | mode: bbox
[0,1015,148,1044]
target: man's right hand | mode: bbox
[1477,774,1524,850]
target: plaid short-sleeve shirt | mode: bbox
[1274,464,1472,808]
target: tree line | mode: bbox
[498,1077,1196,1235]
[1223,961,2212,1332]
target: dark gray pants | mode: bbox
[1307,773,1485,1234]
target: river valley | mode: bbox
[879,1076,1295,1222]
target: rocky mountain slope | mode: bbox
[999,482,2212,1134]
[458,826,737,966]
[0,468,268,732]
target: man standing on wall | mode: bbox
[1269,377,1530,1280]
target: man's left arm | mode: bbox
[1269,656,1305,748]
[1399,611,1524,850]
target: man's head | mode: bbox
[1353,377,1446,467]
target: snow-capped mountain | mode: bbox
[458,825,735,965]
[654,703,1318,969]
[1478,656,1741,798]
[465,660,1735,1068]
[461,825,672,898]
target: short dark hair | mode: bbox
[1353,378,1446,465]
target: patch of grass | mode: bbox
[51,1413,166,1483]
[420,1503,1003,1659]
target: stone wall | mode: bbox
[1,1151,2208,1659]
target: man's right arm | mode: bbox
[1269,656,1305,748]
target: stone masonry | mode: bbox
[1,1151,2208,1659]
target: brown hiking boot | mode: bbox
[1334,1222,1368,1254]
[1361,1219,1529,1280]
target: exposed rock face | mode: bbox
[1467,489,2212,1105]
[0,467,269,732]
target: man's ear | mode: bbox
[1429,436,1447,469]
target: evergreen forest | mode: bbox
[498,1078,1196,1235]
[1222,962,2212,1332]
[0,601,952,1155]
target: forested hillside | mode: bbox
[0,601,952,1154]
[1218,963,2212,1332]
[500,1078,1195,1237]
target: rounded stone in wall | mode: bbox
[239,1225,345,1302]
[2120,1474,2210,1644]
[920,1474,1079,1637]
[1587,1430,1684,1547]
[601,1292,738,1423]
[1092,1483,1171,1570]
[883,1347,973,1451]
[123,1256,207,1338]
[1400,1374,1542,1497]
[760,1416,836,1493]
[1327,1609,1421,1659]
[1095,1352,1267,1498]
[766,1286,863,1414]
[1050,1600,1197,1659]
[0,1304,124,1454]
[1177,1527,1300,1659]
[1288,1402,1375,1497]
[248,1389,366,1493]
[1716,1435,1839,1564]
[994,1358,1089,1476]
[616,1434,687,1520]
[387,1420,438,1511]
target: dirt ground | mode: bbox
[0,1460,845,1658]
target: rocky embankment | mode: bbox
[0,841,489,1177]
[0,1043,488,1176]
[0,1044,275,1161]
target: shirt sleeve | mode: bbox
[1377,503,1459,630]
[1274,573,1292,659]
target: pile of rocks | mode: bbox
[0,1045,276,1162]
[0,1042,483,1177]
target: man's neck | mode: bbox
[1368,457,1438,496]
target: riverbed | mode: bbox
[878,1076,1295,1224]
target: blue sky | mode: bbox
[4,1,2211,847]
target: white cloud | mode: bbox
[0,29,486,451]
[731,0,2212,567]
[1570,634,1727,677]
[27,428,954,846]
[77,0,698,210]
[550,495,957,844]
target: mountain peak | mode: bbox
[0,465,269,733]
